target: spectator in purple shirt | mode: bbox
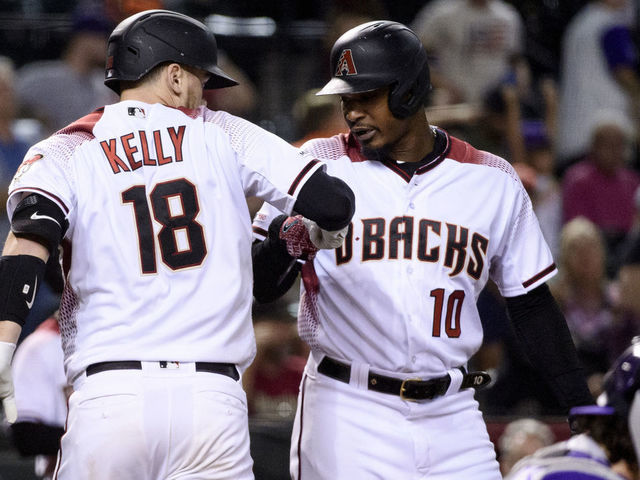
[562,111,640,269]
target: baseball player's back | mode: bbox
[0,10,355,480]
[13,102,314,382]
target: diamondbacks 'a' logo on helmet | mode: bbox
[335,49,357,77]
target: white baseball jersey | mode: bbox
[7,101,324,384]
[253,129,556,377]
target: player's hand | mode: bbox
[301,218,348,250]
[271,214,318,260]
[0,341,17,423]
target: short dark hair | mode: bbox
[118,61,172,92]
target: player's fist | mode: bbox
[271,214,318,260]
[0,341,17,423]
[301,218,348,250]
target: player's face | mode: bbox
[340,88,410,159]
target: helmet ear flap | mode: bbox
[388,61,431,118]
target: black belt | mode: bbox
[86,361,239,381]
[317,356,490,401]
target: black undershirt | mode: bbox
[390,128,447,177]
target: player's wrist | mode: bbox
[0,340,17,423]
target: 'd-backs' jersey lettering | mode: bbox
[252,130,555,376]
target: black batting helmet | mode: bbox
[317,21,431,119]
[104,10,238,94]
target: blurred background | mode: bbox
[2,0,640,479]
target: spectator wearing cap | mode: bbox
[16,4,118,133]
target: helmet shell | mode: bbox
[104,9,237,94]
[317,20,431,118]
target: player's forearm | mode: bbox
[2,232,50,260]
[0,233,50,335]
[0,321,21,344]
[505,283,594,411]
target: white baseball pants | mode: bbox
[55,362,254,480]
[291,356,502,480]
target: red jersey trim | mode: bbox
[345,133,368,162]
[288,159,320,196]
[253,226,268,237]
[9,187,70,214]
[522,263,556,288]
[56,107,104,137]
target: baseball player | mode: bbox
[0,10,354,480]
[252,21,593,479]
[11,314,67,480]
[506,337,640,480]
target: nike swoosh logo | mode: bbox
[282,219,298,233]
[25,276,37,309]
[30,211,60,227]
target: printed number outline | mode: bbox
[430,288,464,338]
[122,178,207,273]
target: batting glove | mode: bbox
[0,341,17,423]
[272,215,319,260]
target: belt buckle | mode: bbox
[400,377,422,402]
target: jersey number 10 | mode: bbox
[122,178,207,273]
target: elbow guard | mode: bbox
[11,194,68,253]
[0,255,47,326]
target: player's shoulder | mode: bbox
[445,133,520,182]
[300,133,365,162]
[38,108,105,154]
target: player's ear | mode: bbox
[165,63,184,95]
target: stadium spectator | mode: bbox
[562,112,640,263]
[16,4,117,133]
[551,217,632,396]
[413,0,524,106]
[556,0,640,173]
[0,56,34,239]
[497,418,555,476]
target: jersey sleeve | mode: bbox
[205,110,324,215]
[252,200,285,241]
[491,174,557,297]
[6,134,80,222]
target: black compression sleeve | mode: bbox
[293,169,355,231]
[252,216,301,303]
[505,283,594,412]
[10,421,64,456]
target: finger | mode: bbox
[2,395,17,423]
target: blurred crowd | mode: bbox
[1,0,640,478]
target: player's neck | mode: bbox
[120,86,184,109]
[391,118,435,163]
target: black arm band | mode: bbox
[293,169,355,231]
[11,193,68,253]
[505,283,594,411]
[11,421,65,456]
[252,216,301,303]
[0,255,47,326]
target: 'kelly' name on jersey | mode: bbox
[100,125,186,173]
[335,216,489,279]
